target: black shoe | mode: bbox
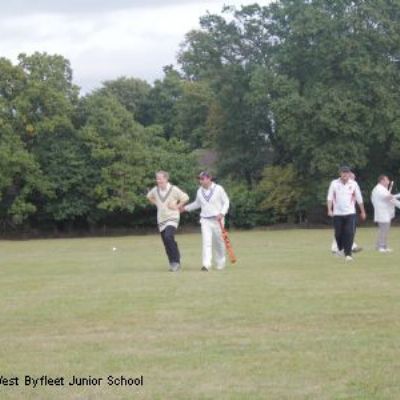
[201,266,209,271]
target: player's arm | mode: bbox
[358,202,366,220]
[169,187,189,210]
[182,192,201,213]
[355,184,366,220]
[379,185,394,201]
[327,200,334,217]
[177,188,189,206]
[327,183,334,217]
[146,189,156,205]
[218,186,230,221]
[393,198,400,208]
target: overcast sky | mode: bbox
[0,0,266,94]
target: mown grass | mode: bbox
[0,227,399,399]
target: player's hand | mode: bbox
[216,214,224,221]
[178,204,186,213]
[327,210,333,217]
[360,211,366,221]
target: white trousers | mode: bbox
[200,218,226,269]
[376,222,391,249]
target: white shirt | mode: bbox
[185,183,229,218]
[371,183,399,223]
[327,178,363,215]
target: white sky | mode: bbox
[0,0,267,94]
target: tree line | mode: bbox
[1,0,400,234]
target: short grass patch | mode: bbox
[0,227,400,399]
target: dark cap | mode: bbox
[339,166,352,173]
[198,171,212,179]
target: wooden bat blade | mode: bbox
[218,220,237,264]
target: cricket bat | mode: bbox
[218,219,237,264]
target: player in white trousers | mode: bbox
[181,171,230,271]
[371,175,400,252]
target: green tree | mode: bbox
[178,5,274,185]
[174,80,214,148]
[13,53,91,227]
[148,66,184,140]
[78,92,147,215]
[267,0,400,192]
[257,164,306,223]
[98,77,152,126]
[0,119,47,226]
[0,56,52,226]
[180,1,400,212]
[78,91,197,219]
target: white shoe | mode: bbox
[169,262,181,272]
[334,250,344,257]
[216,265,225,270]
[378,248,393,253]
[345,255,353,261]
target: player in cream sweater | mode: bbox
[147,171,189,272]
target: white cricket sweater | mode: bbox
[185,183,229,218]
[371,184,400,223]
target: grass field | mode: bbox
[0,227,400,400]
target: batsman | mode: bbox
[181,171,231,271]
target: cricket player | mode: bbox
[181,171,230,271]
[330,172,362,253]
[147,171,189,272]
[371,175,400,252]
[327,166,366,261]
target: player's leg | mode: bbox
[331,238,338,253]
[160,228,174,268]
[333,216,344,254]
[211,220,226,270]
[377,222,391,252]
[162,226,180,270]
[200,219,213,270]
[351,215,362,252]
[343,214,356,257]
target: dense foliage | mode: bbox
[1,0,400,233]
